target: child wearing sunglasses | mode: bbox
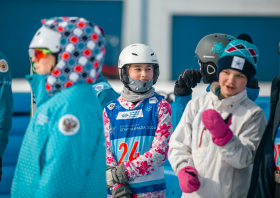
[12,17,107,197]
[105,44,172,198]
[29,37,119,108]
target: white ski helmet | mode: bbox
[29,25,61,53]
[118,44,160,89]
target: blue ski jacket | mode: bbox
[93,73,120,107]
[11,17,107,197]
[11,75,106,197]
[0,51,13,157]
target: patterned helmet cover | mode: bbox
[41,17,106,96]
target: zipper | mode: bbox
[199,126,206,147]
[200,137,212,198]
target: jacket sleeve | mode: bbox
[35,106,105,197]
[172,95,192,130]
[123,99,172,179]
[168,99,197,175]
[0,54,13,157]
[218,109,267,169]
[246,87,260,102]
[99,89,120,108]
[103,109,118,166]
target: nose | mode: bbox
[31,56,38,62]
[227,74,235,84]
[141,70,148,77]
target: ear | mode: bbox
[153,64,160,84]
[121,67,129,84]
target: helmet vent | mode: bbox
[37,32,41,36]
[151,53,154,56]
[132,53,138,56]
[131,45,137,47]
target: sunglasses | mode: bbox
[29,48,53,59]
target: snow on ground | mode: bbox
[12,78,272,97]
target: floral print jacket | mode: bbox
[104,96,172,198]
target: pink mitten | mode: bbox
[178,166,200,193]
[201,109,233,146]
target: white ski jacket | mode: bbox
[168,84,266,198]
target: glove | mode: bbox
[246,78,259,89]
[201,109,233,146]
[174,69,202,96]
[106,163,129,188]
[111,183,132,198]
[178,166,200,193]
[0,157,2,182]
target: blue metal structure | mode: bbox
[172,16,280,81]
[0,0,122,78]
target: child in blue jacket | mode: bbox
[12,17,106,197]
[0,51,13,181]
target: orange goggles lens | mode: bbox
[35,49,47,59]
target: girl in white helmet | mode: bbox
[104,44,172,198]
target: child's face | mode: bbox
[128,64,153,81]
[31,54,56,74]
[219,69,247,98]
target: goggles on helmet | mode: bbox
[29,48,53,60]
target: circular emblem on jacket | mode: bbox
[58,114,80,135]
[0,59,8,72]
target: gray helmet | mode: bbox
[195,33,236,83]
[195,33,235,65]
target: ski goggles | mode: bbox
[29,48,53,60]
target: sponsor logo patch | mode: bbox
[95,84,104,92]
[231,56,245,70]
[0,59,8,72]
[117,109,143,120]
[107,103,116,110]
[36,113,49,126]
[149,97,157,104]
[58,114,80,135]
[203,55,214,58]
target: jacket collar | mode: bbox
[26,74,50,108]
[209,82,247,109]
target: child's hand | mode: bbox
[178,166,200,193]
[201,109,233,146]
[174,69,202,96]
[106,163,129,188]
[111,183,132,198]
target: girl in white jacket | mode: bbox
[168,38,267,198]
